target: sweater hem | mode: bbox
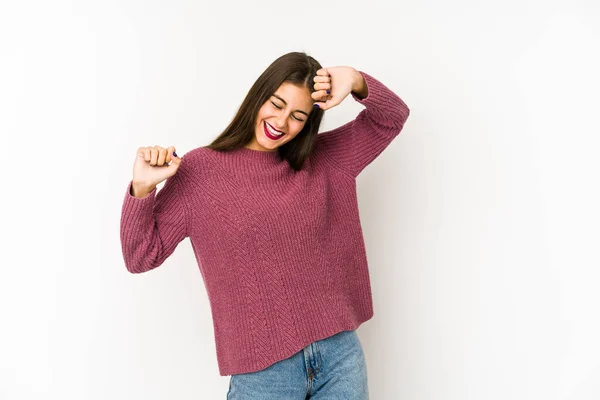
[218,312,374,376]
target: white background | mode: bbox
[1,0,599,399]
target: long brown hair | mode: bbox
[205,51,324,171]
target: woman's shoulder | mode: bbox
[175,146,220,181]
[180,146,218,167]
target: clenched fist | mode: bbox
[130,145,181,198]
[311,66,367,110]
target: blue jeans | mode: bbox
[226,329,369,399]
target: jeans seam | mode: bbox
[227,375,233,398]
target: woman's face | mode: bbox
[246,82,315,152]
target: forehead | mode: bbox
[274,82,313,109]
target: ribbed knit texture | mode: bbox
[120,71,410,376]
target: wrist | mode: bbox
[131,181,155,198]
[351,70,368,99]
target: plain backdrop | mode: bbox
[1,0,600,399]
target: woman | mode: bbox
[120,51,410,399]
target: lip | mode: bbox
[263,121,285,140]
[266,122,284,134]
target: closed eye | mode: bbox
[270,101,305,122]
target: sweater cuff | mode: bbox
[351,70,371,102]
[350,71,411,127]
[122,180,157,223]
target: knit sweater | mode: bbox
[120,71,410,376]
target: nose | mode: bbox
[274,112,287,130]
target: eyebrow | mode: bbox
[272,94,309,117]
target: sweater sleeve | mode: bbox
[119,156,190,274]
[315,71,410,178]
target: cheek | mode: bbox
[256,105,271,123]
[290,121,306,136]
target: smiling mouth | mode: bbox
[263,121,286,140]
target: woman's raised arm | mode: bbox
[315,70,410,178]
[119,147,190,273]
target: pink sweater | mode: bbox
[120,71,410,376]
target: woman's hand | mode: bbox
[131,145,181,197]
[311,66,367,111]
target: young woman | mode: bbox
[120,51,410,399]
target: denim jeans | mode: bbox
[226,329,368,399]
